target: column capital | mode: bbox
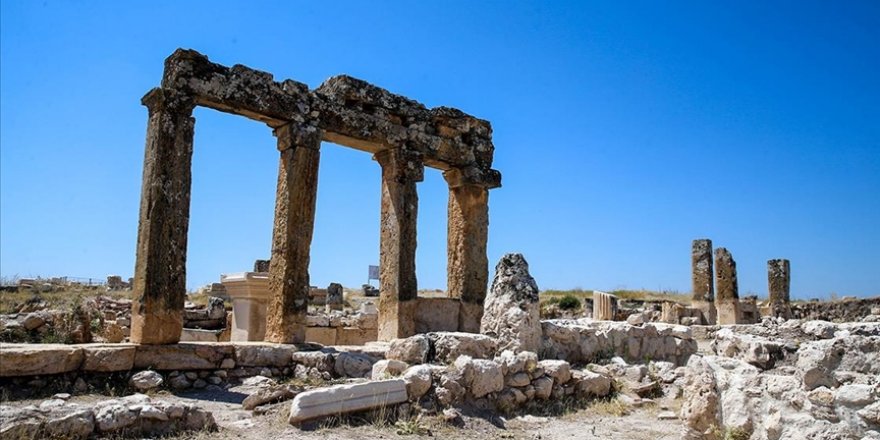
[443,167,502,189]
[141,87,195,115]
[375,148,424,183]
[273,122,322,151]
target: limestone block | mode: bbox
[371,359,409,380]
[133,343,232,370]
[0,344,84,377]
[387,334,431,364]
[288,379,407,424]
[430,332,497,364]
[336,327,377,346]
[82,344,136,372]
[180,328,221,343]
[334,352,375,378]
[415,298,460,333]
[130,370,163,391]
[234,343,300,367]
[402,365,433,400]
[305,326,337,345]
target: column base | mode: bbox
[378,299,416,341]
[458,301,484,333]
[716,300,741,325]
[130,309,183,345]
[692,300,717,325]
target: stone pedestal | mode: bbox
[691,239,716,325]
[326,282,344,312]
[221,272,270,342]
[265,123,322,344]
[376,148,423,341]
[131,88,195,345]
[767,259,791,319]
[661,302,686,324]
[593,291,618,321]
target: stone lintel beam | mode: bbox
[443,168,492,333]
[157,48,494,170]
[714,247,739,302]
[131,88,196,345]
[264,122,322,344]
[375,148,424,341]
[442,167,502,190]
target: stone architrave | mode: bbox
[767,259,791,319]
[375,148,423,341]
[326,282,343,311]
[444,168,497,333]
[480,253,541,353]
[714,247,741,325]
[691,239,717,325]
[593,291,618,321]
[265,123,322,344]
[130,88,195,345]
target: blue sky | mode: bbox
[1,1,878,299]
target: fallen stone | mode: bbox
[242,384,299,410]
[288,379,407,424]
[334,351,375,378]
[371,359,409,380]
[386,334,431,364]
[429,332,497,364]
[402,365,432,400]
[130,370,164,391]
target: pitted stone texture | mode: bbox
[480,253,541,354]
[387,334,431,364]
[429,332,497,364]
[453,356,504,398]
[768,259,792,319]
[691,239,714,303]
[541,320,696,366]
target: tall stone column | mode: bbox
[264,123,322,344]
[444,168,490,333]
[131,88,195,345]
[375,148,423,341]
[691,239,716,324]
[767,259,791,319]
[714,247,740,325]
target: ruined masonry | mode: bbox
[714,247,740,325]
[131,49,501,344]
[690,239,717,325]
[768,258,791,319]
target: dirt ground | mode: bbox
[162,386,683,440]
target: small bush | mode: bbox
[557,294,581,310]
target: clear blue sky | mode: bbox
[2,1,878,299]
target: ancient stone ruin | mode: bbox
[767,258,791,319]
[690,239,716,324]
[713,247,739,325]
[130,49,501,345]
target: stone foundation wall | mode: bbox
[541,320,696,366]
[790,297,880,322]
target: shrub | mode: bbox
[557,294,581,310]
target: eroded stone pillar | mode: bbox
[444,168,491,333]
[691,239,717,325]
[767,259,791,319]
[131,88,195,345]
[714,247,740,325]
[375,148,423,341]
[264,123,322,344]
[593,291,618,321]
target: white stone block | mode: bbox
[288,379,407,424]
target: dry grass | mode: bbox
[540,288,692,305]
[585,397,631,417]
[0,286,132,314]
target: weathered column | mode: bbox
[375,148,423,341]
[691,239,717,325]
[767,259,791,319]
[264,123,322,344]
[593,291,617,321]
[444,168,491,333]
[131,88,195,345]
[714,247,741,325]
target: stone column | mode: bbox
[593,291,618,321]
[691,239,717,325]
[714,247,741,325]
[375,148,423,341]
[264,123,322,344]
[131,88,195,345]
[767,259,791,319]
[444,168,491,333]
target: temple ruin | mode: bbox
[690,239,716,324]
[130,49,501,345]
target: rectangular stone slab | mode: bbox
[81,344,136,372]
[133,343,233,370]
[0,344,84,377]
[288,379,407,424]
